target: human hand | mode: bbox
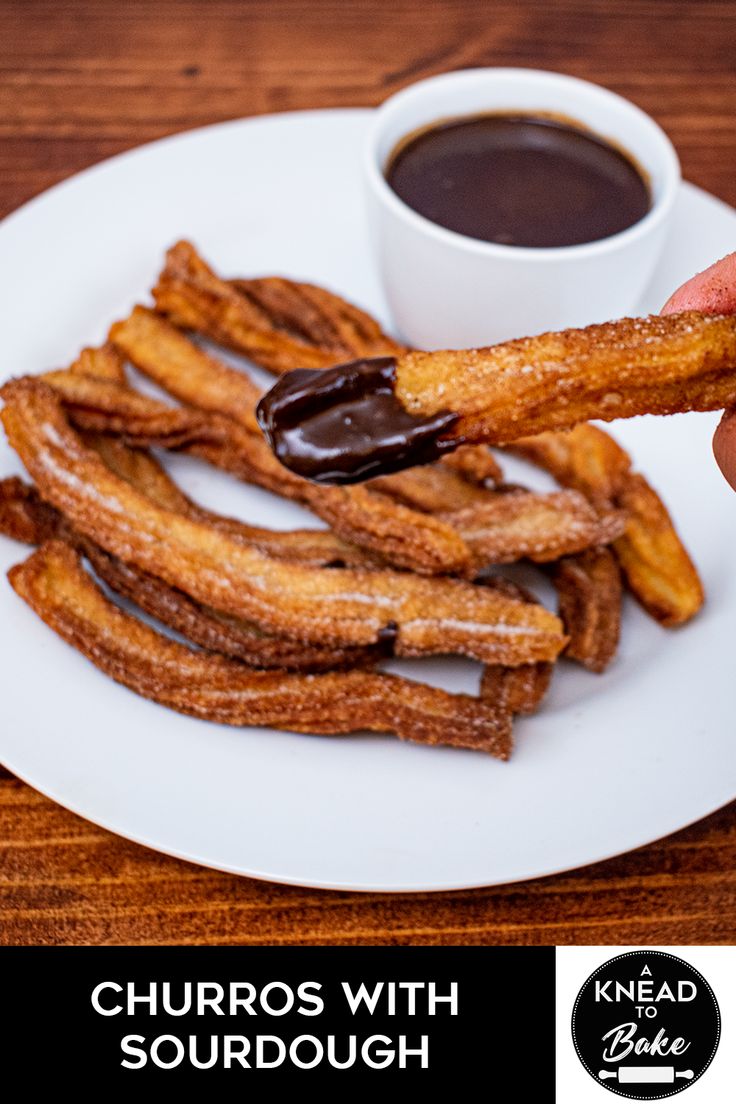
[661,253,736,490]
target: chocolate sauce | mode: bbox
[386,113,651,248]
[256,357,458,484]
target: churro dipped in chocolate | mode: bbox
[257,312,736,482]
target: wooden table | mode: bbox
[2,0,735,946]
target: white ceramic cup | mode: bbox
[364,68,681,348]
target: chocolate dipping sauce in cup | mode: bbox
[363,68,680,347]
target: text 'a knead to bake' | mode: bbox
[594,970,698,1005]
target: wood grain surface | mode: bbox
[1,0,736,946]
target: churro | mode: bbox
[613,473,704,627]
[551,548,623,673]
[439,489,625,564]
[508,424,704,625]
[153,239,404,372]
[0,476,378,671]
[9,541,513,755]
[508,424,632,508]
[1,380,566,664]
[479,577,554,714]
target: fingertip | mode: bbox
[662,253,736,315]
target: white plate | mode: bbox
[1,109,736,893]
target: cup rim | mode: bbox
[364,67,681,262]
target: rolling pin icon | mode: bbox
[599,1068,694,1084]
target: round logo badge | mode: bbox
[571,950,720,1099]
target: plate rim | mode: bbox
[3,740,735,893]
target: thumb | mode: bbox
[713,412,736,492]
